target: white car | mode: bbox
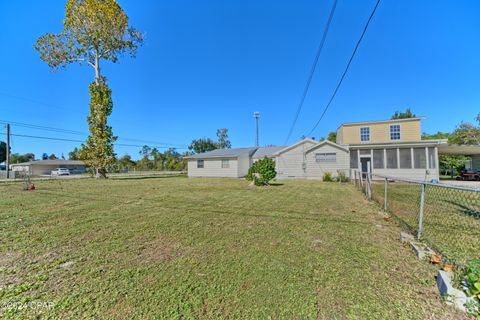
[51,168,70,176]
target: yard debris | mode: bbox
[443,264,454,272]
[430,254,442,264]
[59,261,75,269]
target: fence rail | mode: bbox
[352,170,480,266]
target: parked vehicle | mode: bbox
[456,169,480,181]
[51,168,70,176]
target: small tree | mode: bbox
[391,108,416,119]
[246,157,276,186]
[216,128,231,149]
[327,131,336,143]
[188,138,218,154]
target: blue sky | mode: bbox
[0,0,479,159]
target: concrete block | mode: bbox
[400,232,415,244]
[410,242,435,260]
[437,270,475,312]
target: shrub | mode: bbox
[322,172,333,182]
[336,170,349,182]
[246,157,276,186]
[457,259,480,317]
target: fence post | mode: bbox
[366,162,372,199]
[417,183,426,239]
[359,171,363,191]
[384,177,388,211]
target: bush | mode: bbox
[336,170,349,182]
[322,172,333,182]
[246,157,276,186]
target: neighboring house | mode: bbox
[185,146,284,178]
[10,160,86,175]
[186,117,480,181]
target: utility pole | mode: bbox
[253,111,260,147]
[5,124,10,179]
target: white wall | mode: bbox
[305,144,350,179]
[276,141,317,179]
[187,157,239,178]
[237,154,252,177]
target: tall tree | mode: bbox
[11,153,35,164]
[35,0,143,178]
[48,154,58,160]
[449,115,480,145]
[42,153,49,160]
[0,142,8,163]
[188,138,218,154]
[216,128,231,149]
[68,147,81,160]
[327,131,337,143]
[391,108,416,119]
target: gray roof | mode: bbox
[184,147,259,159]
[252,146,286,159]
[10,160,85,166]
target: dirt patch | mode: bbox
[131,236,185,266]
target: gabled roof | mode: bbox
[184,147,258,159]
[10,160,85,166]
[252,146,286,159]
[305,140,349,153]
[273,138,318,156]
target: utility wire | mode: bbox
[0,133,188,150]
[284,0,338,144]
[0,119,188,148]
[305,0,381,137]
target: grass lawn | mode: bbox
[0,177,466,319]
[371,181,480,265]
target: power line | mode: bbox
[284,0,338,144]
[0,133,188,150]
[305,0,381,137]
[0,119,188,148]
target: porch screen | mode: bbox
[350,150,358,169]
[399,148,412,169]
[413,148,426,169]
[386,149,398,169]
[373,149,384,169]
[428,147,436,169]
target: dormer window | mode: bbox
[360,127,370,142]
[390,125,401,140]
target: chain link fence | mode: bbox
[352,170,480,266]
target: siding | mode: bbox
[372,168,439,181]
[276,141,317,179]
[339,119,421,144]
[305,144,350,179]
[237,154,252,177]
[187,157,239,178]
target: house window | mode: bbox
[315,153,336,162]
[360,127,370,142]
[390,125,401,140]
[197,160,204,168]
[221,159,229,168]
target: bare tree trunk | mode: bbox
[94,54,101,85]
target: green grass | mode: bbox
[371,181,480,265]
[0,177,465,319]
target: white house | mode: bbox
[186,117,480,181]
